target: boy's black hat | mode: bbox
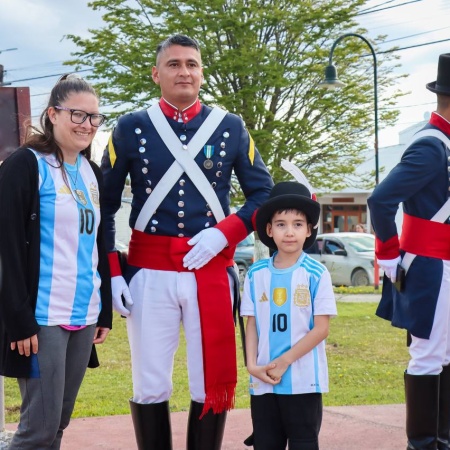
[426,53,450,96]
[256,181,320,251]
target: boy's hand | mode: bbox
[267,356,290,380]
[247,362,281,385]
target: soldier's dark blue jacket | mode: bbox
[101,102,273,254]
[368,113,450,339]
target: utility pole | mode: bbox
[0,47,18,87]
[0,65,12,86]
[0,64,11,87]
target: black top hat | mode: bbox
[426,53,450,96]
[256,181,320,251]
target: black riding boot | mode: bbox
[186,400,227,450]
[129,399,172,450]
[405,372,439,450]
[438,366,450,449]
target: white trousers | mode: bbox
[127,268,234,404]
[408,260,450,375]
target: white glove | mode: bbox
[377,256,401,283]
[111,276,133,316]
[183,228,228,270]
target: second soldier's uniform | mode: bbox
[368,53,450,450]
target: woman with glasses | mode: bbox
[0,74,112,449]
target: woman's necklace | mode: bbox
[66,157,79,186]
[66,157,88,206]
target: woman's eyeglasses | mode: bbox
[54,106,106,127]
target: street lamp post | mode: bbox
[320,33,380,288]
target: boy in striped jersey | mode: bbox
[241,181,337,450]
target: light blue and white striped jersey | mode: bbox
[31,150,102,326]
[240,251,337,395]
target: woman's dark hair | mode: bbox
[24,74,99,163]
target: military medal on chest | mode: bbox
[203,145,214,169]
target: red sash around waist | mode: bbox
[400,213,450,260]
[128,230,237,417]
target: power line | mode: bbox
[6,68,92,84]
[358,0,399,14]
[383,26,450,44]
[381,101,435,110]
[357,0,448,33]
[6,61,69,73]
[31,92,51,97]
[358,0,422,15]
[378,37,450,54]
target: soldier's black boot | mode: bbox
[438,365,450,449]
[186,400,227,450]
[129,399,172,450]
[405,372,439,450]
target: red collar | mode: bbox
[429,112,450,135]
[159,98,202,123]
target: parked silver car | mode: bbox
[233,233,255,286]
[305,232,382,286]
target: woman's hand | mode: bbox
[10,334,39,356]
[93,327,110,344]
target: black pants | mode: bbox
[250,393,322,450]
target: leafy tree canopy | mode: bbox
[66,0,405,193]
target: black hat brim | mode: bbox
[256,194,320,251]
[426,81,450,96]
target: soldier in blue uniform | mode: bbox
[101,34,273,449]
[368,53,450,450]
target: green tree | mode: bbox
[67,0,404,192]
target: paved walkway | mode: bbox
[3,203,390,449]
[5,403,405,449]
[3,293,387,449]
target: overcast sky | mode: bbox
[1,0,449,158]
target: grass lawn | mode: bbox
[4,300,409,423]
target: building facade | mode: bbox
[315,120,427,234]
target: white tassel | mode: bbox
[280,159,315,195]
[280,159,319,229]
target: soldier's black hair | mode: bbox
[156,34,201,64]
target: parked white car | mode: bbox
[305,232,383,286]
